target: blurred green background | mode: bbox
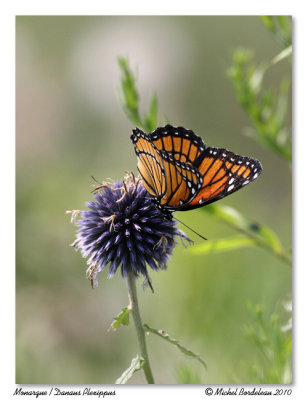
[16,16,291,384]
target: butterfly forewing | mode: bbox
[149,125,206,164]
[131,127,203,208]
[132,130,167,199]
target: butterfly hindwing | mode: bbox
[158,150,202,209]
[179,147,262,210]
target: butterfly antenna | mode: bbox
[174,217,207,241]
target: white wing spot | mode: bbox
[188,181,192,188]
[253,173,259,179]
[191,188,196,194]
[228,184,235,192]
[229,177,234,184]
[243,180,249,185]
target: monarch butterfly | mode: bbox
[131,125,262,216]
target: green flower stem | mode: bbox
[126,271,155,384]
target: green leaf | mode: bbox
[144,93,158,132]
[276,80,290,134]
[249,65,266,94]
[260,16,275,32]
[190,235,255,255]
[109,306,131,331]
[144,324,207,371]
[260,16,292,48]
[205,204,280,249]
[118,56,161,133]
[115,354,144,384]
[203,204,291,266]
[118,57,143,127]
[271,46,292,66]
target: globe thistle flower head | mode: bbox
[69,172,191,288]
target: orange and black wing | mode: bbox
[156,150,203,209]
[149,125,206,164]
[131,128,203,209]
[179,147,263,211]
[131,129,166,199]
[131,126,262,213]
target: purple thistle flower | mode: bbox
[69,173,191,288]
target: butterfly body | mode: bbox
[131,125,262,214]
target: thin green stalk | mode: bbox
[126,271,155,384]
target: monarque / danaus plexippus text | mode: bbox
[131,125,262,219]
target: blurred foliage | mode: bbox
[236,302,292,384]
[190,235,255,254]
[228,48,291,163]
[118,57,158,132]
[260,16,292,49]
[176,364,202,384]
[227,20,292,383]
[193,205,291,266]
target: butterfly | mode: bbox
[131,125,262,215]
